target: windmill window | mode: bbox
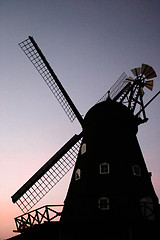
[132,165,141,176]
[140,196,155,221]
[100,163,110,174]
[75,169,81,181]
[98,197,109,210]
[81,143,86,155]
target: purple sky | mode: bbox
[1,0,160,238]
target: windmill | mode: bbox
[11,36,160,239]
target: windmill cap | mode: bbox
[84,99,138,134]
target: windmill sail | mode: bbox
[12,133,82,212]
[97,72,130,103]
[19,36,83,126]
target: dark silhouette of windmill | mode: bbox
[11,36,160,240]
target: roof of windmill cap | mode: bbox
[84,98,138,134]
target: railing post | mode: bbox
[45,205,50,222]
[14,218,19,232]
[35,209,40,224]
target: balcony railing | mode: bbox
[14,205,63,233]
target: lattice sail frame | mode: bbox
[97,72,129,103]
[12,134,82,213]
[19,36,83,125]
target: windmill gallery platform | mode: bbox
[8,37,160,239]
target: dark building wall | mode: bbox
[7,220,160,240]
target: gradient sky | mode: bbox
[0,0,160,239]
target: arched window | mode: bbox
[99,162,110,174]
[81,143,86,155]
[132,165,141,176]
[140,196,155,221]
[98,197,109,210]
[75,169,81,181]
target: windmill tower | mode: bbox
[11,37,160,240]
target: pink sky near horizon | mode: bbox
[1,1,160,239]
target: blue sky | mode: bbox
[0,0,160,238]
